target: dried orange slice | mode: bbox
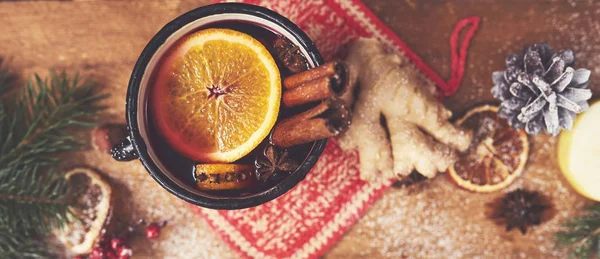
[448,105,529,192]
[195,164,258,191]
[55,168,112,254]
[152,28,281,162]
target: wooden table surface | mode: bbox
[2,0,599,258]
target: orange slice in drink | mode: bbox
[448,105,529,192]
[152,28,281,162]
[195,164,258,191]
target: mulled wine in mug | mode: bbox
[112,3,350,210]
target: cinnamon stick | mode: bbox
[271,98,352,148]
[282,61,349,108]
[282,77,333,108]
[283,61,348,89]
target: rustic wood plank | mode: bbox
[2,0,599,258]
[0,1,237,258]
[326,1,599,258]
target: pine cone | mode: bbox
[491,43,592,135]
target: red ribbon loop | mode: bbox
[443,16,481,97]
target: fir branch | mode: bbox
[0,59,107,258]
[0,70,106,168]
[0,165,71,236]
[0,229,54,259]
[555,203,600,259]
[0,58,16,97]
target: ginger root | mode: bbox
[339,38,472,180]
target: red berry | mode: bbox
[117,246,133,259]
[110,237,127,251]
[89,247,105,259]
[106,250,119,259]
[145,223,161,239]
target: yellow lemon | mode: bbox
[558,101,600,201]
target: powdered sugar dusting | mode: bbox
[77,149,236,258]
[325,133,590,258]
[56,0,599,258]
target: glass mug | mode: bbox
[112,3,327,210]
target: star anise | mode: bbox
[486,189,554,234]
[255,144,301,182]
[273,36,309,74]
[392,171,427,188]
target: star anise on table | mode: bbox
[255,144,301,182]
[392,171,428,188]
[486,188,554,234]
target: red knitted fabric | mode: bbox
[191,1,480,258]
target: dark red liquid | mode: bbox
[146,21,312,196]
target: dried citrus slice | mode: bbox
[152,28,281,162]
[55,168,112,254]
[448,105,529,192]
[195,164,258,191]
[558,101,600,201]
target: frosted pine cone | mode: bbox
[491,43,592,135]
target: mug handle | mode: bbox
[111,136,139,161]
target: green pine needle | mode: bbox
[0,58,107,257]
[0,58,16,97]
[0,70,107,169]
[555,203,600,259]
[0,165,71,236]
[0,229,55,259]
